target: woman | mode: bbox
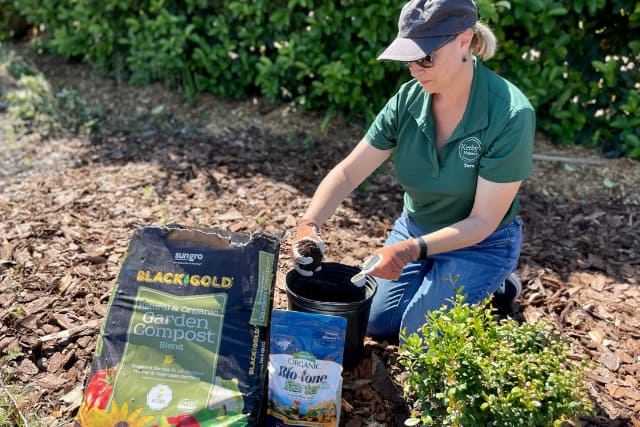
[291,0,535,341]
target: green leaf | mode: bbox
[547,7,568,16]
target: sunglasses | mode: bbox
[404,54,435,69]
[403,35,458,69]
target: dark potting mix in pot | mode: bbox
[285,262,378,371]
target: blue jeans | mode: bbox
[366,210,522,340]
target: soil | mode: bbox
[295,239,324,272]
[1,42,639,426]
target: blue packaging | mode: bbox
[266,309,346,427]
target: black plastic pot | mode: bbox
[285,262,377,370]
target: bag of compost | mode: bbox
[267,309,346,427]
[75,225,279,427]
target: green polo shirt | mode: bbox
[365,60,535,232]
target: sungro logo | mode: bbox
[174,252,203,263]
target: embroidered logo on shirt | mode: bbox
[458,137,482,168]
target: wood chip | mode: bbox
[17,359,39,376]
[60,384,84,407]
[38,319,101,342]
[601,351,620,372]
[588,328,605,345]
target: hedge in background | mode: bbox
[478,0,640,157]
[2,0,639,158]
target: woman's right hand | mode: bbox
[368,239,420,280]
[291,219,325,277]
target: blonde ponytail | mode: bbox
[471,21,497,61]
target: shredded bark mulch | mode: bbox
[1,45,639,426]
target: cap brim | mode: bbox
[377,34,454,62]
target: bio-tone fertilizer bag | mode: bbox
[75,225,279,427]
[267,309,347,427]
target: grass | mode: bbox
[0,349,26,426]
[0,364,34,427]
[0,366,73,427]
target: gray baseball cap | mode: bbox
[378,0,478,62]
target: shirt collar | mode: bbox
[406,58,489,138]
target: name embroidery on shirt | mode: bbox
[458,137,482,168]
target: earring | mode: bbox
[462,55,468,63]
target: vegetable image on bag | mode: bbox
[82,366,117,410]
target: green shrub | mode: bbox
[2,62,102,136]
[477,0,640,158]
[398,291,594,426]
[0,0,27,41]
[253,0,401,121]
[3,0,639,157]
